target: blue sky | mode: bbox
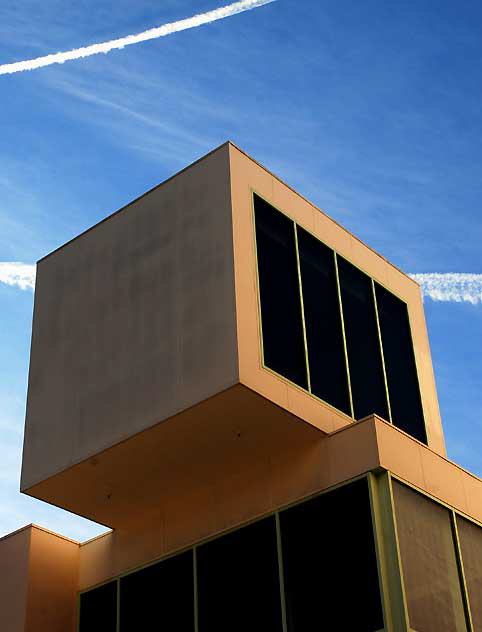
[0,0,481,540]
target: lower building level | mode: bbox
[1,415,482,632]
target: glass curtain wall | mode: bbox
[197,516,282,632]
[79,580,117,632]
[280,477,384,631]
[79,477,384,632]
[253,193,427,445]
[78,476,482,632]
[119,550,193,631]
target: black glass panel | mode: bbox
[79,581,117,632]
[197,516,283,632]
[457,516,482,632]
[120,550,194,632]
[297,227,351,414]
[337,257,389,420]
[280,478,384,632]
[254,195,307,389]
[375,284,427,443]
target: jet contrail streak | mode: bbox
[1,264,480,305]
[0,0,276,75]
[410,273,482,304]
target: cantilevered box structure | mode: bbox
[2,142,482,631]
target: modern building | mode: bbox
[1,142,481,632]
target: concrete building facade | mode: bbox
[1,142,481,631]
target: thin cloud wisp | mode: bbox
[410,273,482,305]
[0,263,36,291]
[1,265,481,305]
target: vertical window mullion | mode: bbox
[116,579,120,632]
[367,472,410,632]
[334,252,355,418]
[451,512,475,632]
[371,279,393,424]
[275,513,289,632]
[293,224,311,393]
[193,547,199,632]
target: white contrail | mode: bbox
[1,263,480,305]
[0,0,276,75]
[410,273,482,305]
[0,263,36,291]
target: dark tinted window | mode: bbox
[393,482,467,632]
[197,516,283,632]
[254,195,307,389]
[457,516,482,632]
[120,550,194,632]
[79,581,117,632]
[297,227,351,414]
[375,284,426,443]
[338,257,389,420]
[280,478,384,631]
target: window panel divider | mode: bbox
[251,194,267,369]
[293,224,311,393]
[116,578,120,632]
[368,471,410,632]
[76,592,81,632]
[371,280,393,424]
[333,252,355,419]
[275,513,289,632]
[451,511,475,632]
[193,547,199,632]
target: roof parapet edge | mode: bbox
[225,141,420,288]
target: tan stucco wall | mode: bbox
[22,143,238,491]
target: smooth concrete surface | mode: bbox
[25,385,325,529]
[0,525,79,632]
[375,418,482,523]
[227,143,445,456]
[77,412,378,589]
[22,143,238,490]
[75,415,482,590]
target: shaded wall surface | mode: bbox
[22,144,237,490]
